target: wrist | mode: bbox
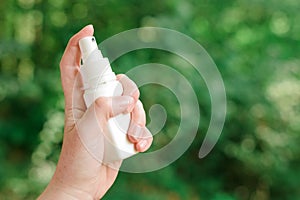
[38,175,94,200]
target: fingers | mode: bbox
[132,126,153,152]
[116,76,153,151]
[128,101,146,141]
[127,101,153,152]
[60,24,94,70]
[60,25,94,110]
[93,75,152,152]
[116,74,140,102]
[94,96,135,119]
[94,97,153,152]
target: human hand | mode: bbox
[38,25,152,200]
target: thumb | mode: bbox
[94,95,135,119]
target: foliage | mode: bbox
[0,0,300,199]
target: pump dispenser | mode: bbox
[79,36,137,163]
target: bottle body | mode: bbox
[79,37,137,164]
[83,79,137,163]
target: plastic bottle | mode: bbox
[79,36,137,163]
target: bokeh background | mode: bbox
[1,0,300,199]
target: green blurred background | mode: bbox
[1,0,300,199]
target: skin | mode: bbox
[38,25,153,200]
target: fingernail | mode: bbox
[86,24,93,29]
[83,24,94,33]
[138,140,148,150]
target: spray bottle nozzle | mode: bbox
[79,36,103,62]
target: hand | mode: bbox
[38,25,153,200]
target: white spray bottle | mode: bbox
[79,36,137,163]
